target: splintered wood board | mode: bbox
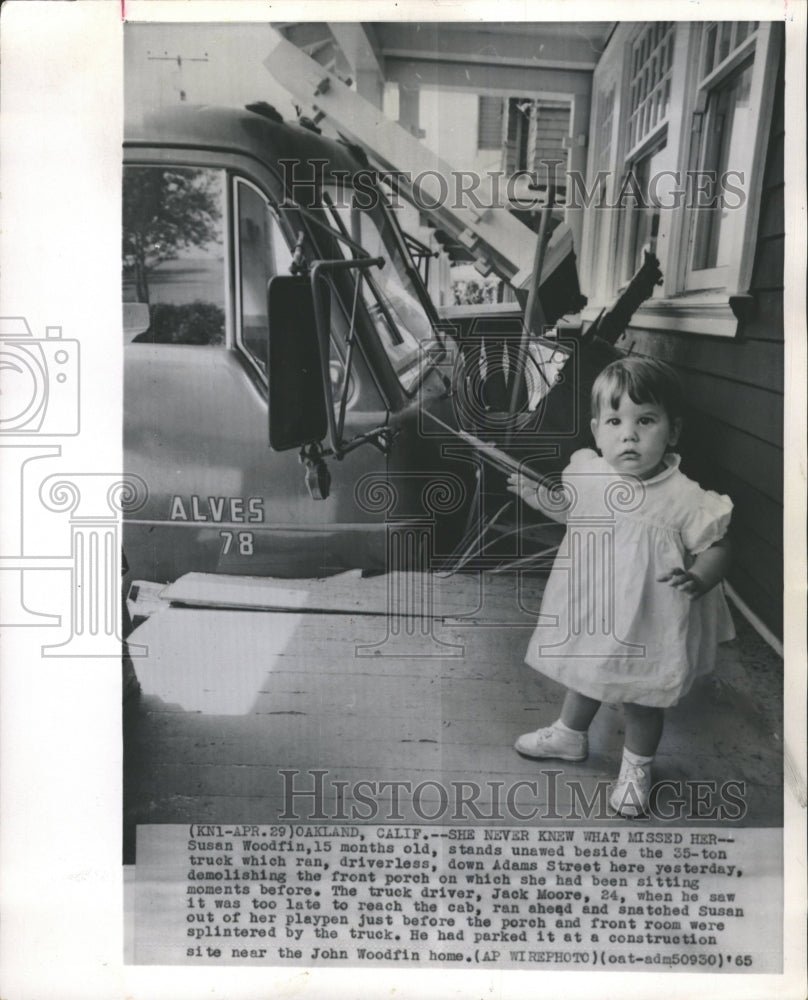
[158,570,545,623]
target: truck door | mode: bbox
[123,163,389,583]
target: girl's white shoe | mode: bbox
[514,720,588,761]
[609,750,653,817]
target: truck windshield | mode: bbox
[323,185,435,391]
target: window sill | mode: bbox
[627,294,748,338]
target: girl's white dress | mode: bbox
[525,449,734,707]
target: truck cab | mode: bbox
[123,102,479,584]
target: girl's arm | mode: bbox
[657,537,731,599]
[505,472,569,523]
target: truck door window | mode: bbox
[235,179,294,373]
[122,166,226,345]
[237,179,355,403]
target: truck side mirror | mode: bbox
[267,275,330,451]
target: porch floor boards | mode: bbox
[123,572,783,862]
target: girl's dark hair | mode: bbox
[591,357,684,422]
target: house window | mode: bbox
[684,21,774,294]
[501,97,572,207]
[626,22,675,156]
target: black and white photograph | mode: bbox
[0,3,805,999]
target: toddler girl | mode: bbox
[506,357,734,817]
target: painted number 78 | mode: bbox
[220,531,254,556]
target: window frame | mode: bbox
[679,21,779,299]
[122,160,230,347]
[123,148,236,349]
[232,174,367,408]
[232,174,295,382]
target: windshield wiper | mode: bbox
[322,191,404,347]
[277,197,370,261]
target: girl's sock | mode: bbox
[555,718,588,736]
[610,746,654,817]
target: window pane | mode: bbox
[693,60,754,271]
[718,22,733,64]
[237,181,293,372]
[700,20,758,84]
[703,24,717,76]
[621,144,666,285]
[122,166,225,345]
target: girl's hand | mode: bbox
[658,539,730,600]
[657,567,708,600]
[505,472,542,510]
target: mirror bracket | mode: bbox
[299,442,332,500]
[342,423,396,458]
[298,423,395,499]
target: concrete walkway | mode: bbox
[123,572,782,863]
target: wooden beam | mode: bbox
[385,57,591,99]
[373,23,606,72]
